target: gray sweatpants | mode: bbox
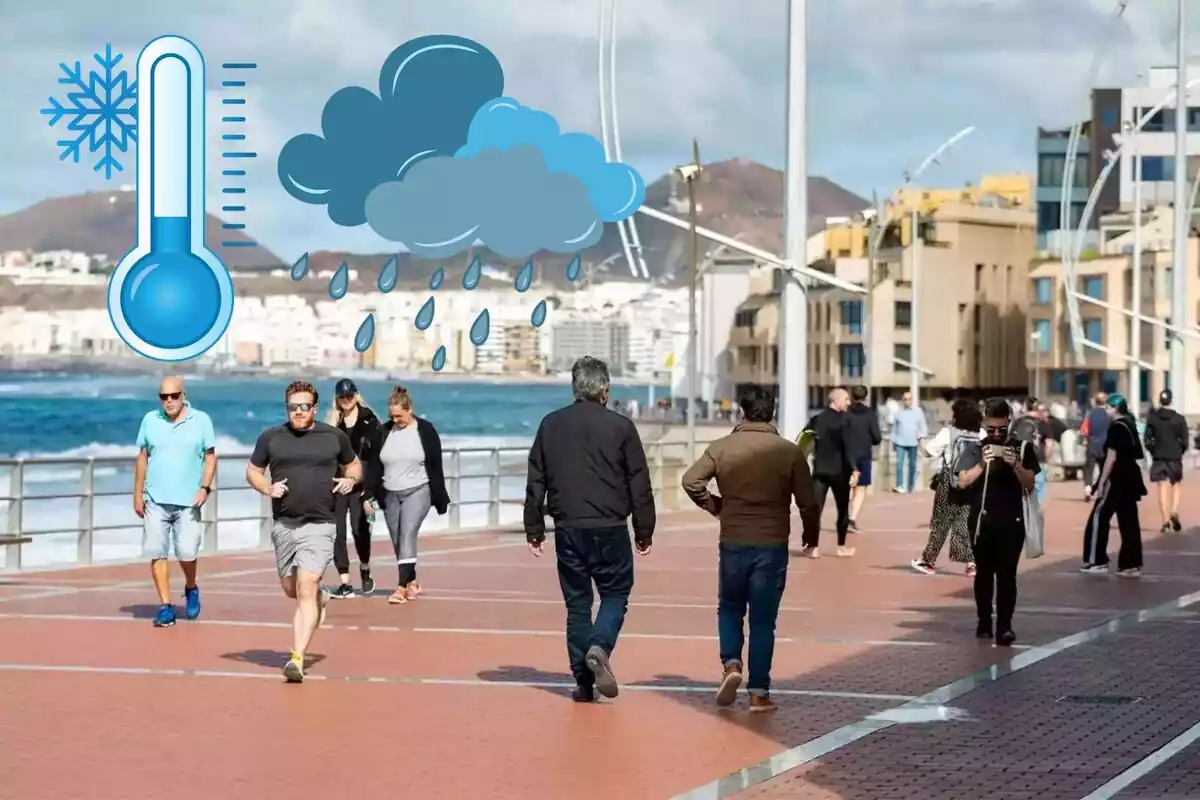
[383,483,431,585]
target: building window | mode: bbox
[1033,319,1051,352]
[1100,371,1120,394]
[1037,153,1064,187]
[1084,318,1103,342]
[1032,277,1052,304]
[840,300,863,334]
[734,309,758,328]
[840,344,864,378]
[1100,107,1118,127]
[1037,201,1061,233]
[975,263,984,292]
[894,301,912,328]
[1141,156,1168,182]
[1082,275,1104,299]
[1050,370,1068,394]
[894,343,911,371]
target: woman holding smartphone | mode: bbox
[956,398,1039,647]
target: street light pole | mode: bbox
[1170,0,1188,408]
[684,140,701,459]
[909,207,921,402]
[779,0,808,440]
[1129,121,1143,413]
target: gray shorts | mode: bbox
[270,520,336,579]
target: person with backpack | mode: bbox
[910,398,983,576]
[1144,389,1189,535]
[1081,393,1146,577]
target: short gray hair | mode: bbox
[571,356,611,402]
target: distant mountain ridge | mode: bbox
[0,159,868,286]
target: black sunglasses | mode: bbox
[159,392,182,401]
[287,402,314,413]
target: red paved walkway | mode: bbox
[2,483,1200,799]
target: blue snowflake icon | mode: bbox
[41,44,138,179]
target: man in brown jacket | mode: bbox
[680,386,820,712]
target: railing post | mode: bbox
[487,448,501,528]
[77,458,94,565]
[653,442,665,510]
[5,460,24,570]
[258,468,273,549]
[447,449,461,531]
[202,480,219,555]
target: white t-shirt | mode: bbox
[380,424,428,492]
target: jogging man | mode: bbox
[133,376,216,628]
[1144,389,1188,534]
[246,381,360,683]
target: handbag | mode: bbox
[1020,442,1045,559]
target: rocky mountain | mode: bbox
[0,159,868,292]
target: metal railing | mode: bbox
[0,440,702,572]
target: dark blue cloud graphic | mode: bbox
[277,35,504,226]
[365,145,604,260]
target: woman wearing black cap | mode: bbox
[326,378,383,598]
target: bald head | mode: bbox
[828,387,850,412]
[158,375,185,419]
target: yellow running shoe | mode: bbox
[283,652,304,683]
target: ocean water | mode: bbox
[0,372,658,569]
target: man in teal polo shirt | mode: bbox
[133,375,217,628]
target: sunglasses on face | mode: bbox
[287,403,314,413]
[985,425,1008,436]
[159,392,182,401]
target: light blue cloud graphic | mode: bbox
[456,97,644,222]
[365,144,604,260]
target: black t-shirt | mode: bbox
[970,440,1041,526]
[250,422,356,524]
[1103,417,1147,500]
[803,409,852,477]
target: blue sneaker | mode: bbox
[184,585,201,620]
[153,604,176,628]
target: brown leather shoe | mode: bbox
[748,694,777,713]
[716,663,743,707]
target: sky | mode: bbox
[0,0,1194,261]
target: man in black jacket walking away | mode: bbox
[800,387,857,558]
[1145,389,1189,534]
[845,386,882,532]
[524,356,656,702]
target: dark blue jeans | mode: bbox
[718,543,788,694]
[555,525,634,688]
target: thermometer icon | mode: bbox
[107,35,234,362]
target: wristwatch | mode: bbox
[201,485,212,495]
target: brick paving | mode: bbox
[1117,736,1200,798]
[0,484,1198,798]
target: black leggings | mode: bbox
[333,488,373,574]
[806,473,851,548]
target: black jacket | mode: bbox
[334,405,383,466]
[1144,407,1189,462]
[367,416,451,515]
[844,402,882,464]
[523,400,656,546]
[803,408,854,478]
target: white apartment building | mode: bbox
[1115,64,1200,207]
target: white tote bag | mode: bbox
[1020,442,1045,559]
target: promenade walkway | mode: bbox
[2,483,1200,799]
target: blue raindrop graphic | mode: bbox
[565,254,582,282]
[415,296,435,330]
[469,308,490,347]
[353,314,375,352]
[377,255,398,293]
[429,266,444,291]
[431,345,447,372]
[290,252,310,281]
[462,257,482,290]
[329,262,350,300]
[514,260,534,293]
[531,299,548,328]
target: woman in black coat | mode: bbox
[326,378,383,598]
[366,386,450,604]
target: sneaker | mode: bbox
[801,546,820,559]
[996,630,1016,647]
[317,586,331,627]
[1161,523,1172,535]
[965,563,977,578]
[1080,563,1109,575]
[153,604,176,628]
[183,585,201,620]
[836,545,856,558]
[360,569,375,595]
[1116,567,1142,579]
[330,583,355,599]
[1170,514,1182,533]
[572,684,595,703]
[748,694,777,713]
[283,653,305,683]
[585,645,619,699]
[976,620,992,639]
[847,520,859,533]
[716,663,743,707]
[910,558,936,575]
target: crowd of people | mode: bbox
[130,363,1190,704]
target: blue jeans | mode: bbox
[717,543,789,694]
[1034,469,1047,506]
[555,525,634,688]
[895,445,918,491]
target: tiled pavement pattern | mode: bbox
[2,483,1200,799]
[1117,736,1200,798]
